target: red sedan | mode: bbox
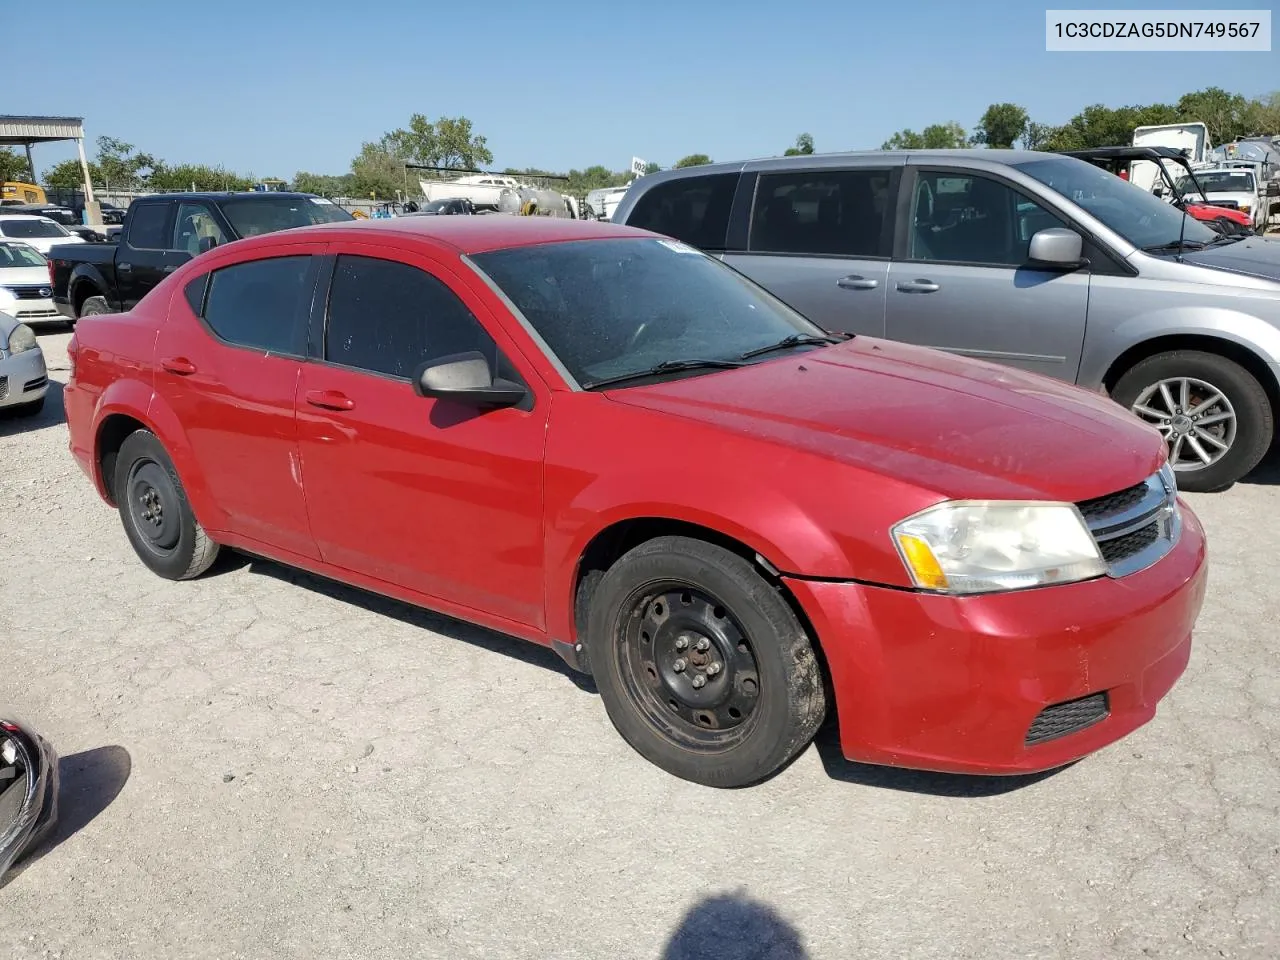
[63,216,1207,787]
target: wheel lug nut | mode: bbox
[707,662,722,676]
[691,675,706,689]
[672,658,687,673]
[695,637,710,652]
[674,636,689,651]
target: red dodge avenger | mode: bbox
[64,216,1207,787]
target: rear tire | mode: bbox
[113,430,219,580]
[79,296,111,319]
[584,536,826,788]
[1112,350,1272,492]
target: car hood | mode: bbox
[606,338,1165,501]
[0,266,50,288]
[1179,235,1280,281]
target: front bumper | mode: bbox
[0,348,49,409]
[0,297,62,325]
[785,503,1207,775]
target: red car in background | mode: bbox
[63,217,1207,787]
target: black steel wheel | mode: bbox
[586,536,826,788]
[113,430,220,580]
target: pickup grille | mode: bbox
[3,284,53,300]
[1077,471,1180,577]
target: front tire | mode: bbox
[113,430,219,580]
[1112,350,1273,492]
[585,536,826,788]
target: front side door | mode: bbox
[295,246,549,629]
[722,167,897,337]
[152,243,323,559]
[117,201,186,309]
[884,168,1091,382]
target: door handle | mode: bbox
[305,389,356,412]
[836,275,879,291]
[896,279,940,293]
[118,262,132,272]
[160,356,197,375]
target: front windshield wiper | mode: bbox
[582,358,746,390]
[1142,239,1208,254]
[1207,232,1247,246]
[737,332,847,361]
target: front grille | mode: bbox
[4,285,52,301]
[1077,471,1179,577]
[1026,692,1110,745]
[23,375,47,393]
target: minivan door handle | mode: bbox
[896,279,940,293]
[836,275,879,291]
[305,389,356,412]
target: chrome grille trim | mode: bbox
[1078,471,1180,579]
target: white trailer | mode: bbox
[1131,122,1212,192]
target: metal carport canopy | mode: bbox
[0,114,97,207]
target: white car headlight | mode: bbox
[6,323,37,355]
[891,501,1105,595]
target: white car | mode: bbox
[1177,168,1266,233]
[0,214,86,256]
[0,240,60,325]
[0,308,48,417]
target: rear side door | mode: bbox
[722,166,898,336]
[153,240,324,558]
[116,201,186,309]
[884,166,1091,382]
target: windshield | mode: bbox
[219,196,354,237]
[470,237,828,388]
[1176,171,1255,194]
[0,219,70,240]
[421,200,453,213]
[0,241,46,267]
[1015,156,1217,249]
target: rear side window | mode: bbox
[324,255,510,380]
[126,203,171,249]
[749,169,893,257]
[624,173,738,251]
[201,255,312,354]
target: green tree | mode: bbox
[149,163,253,192]
[292,171,355,196]
[882,122,969,150]
[1020,121,1054,151]
[381,113,493,171]
[93,135,158,190]
[1038,102,1179,152]
[644,161,662,175]
[42,158,100,189]
[972,103,1029,149]
[784,133,815,156]
[351,142,409,199]
[674,153,712,168]
[0,148,33,182]
[1176,87,1254,144]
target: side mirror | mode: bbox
[198,236,219,254]
[1027,227,1085,269]
[1267,180,1280,197]
[0,716,59,880]
[413,351,527,408]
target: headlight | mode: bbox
[891,501,1105,595]
[1239,204,1251,215]
[6,323,37,355]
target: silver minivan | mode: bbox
[612,150,1280,491]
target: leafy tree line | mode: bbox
[881,87,1280,152]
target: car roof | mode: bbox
[242,215,650,255]
[632,148,1055,183]
[1063,145,1188,161]
[0,214,52,221]
[131,191,324,203]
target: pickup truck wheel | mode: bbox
[113,430,220,580]
[1113,350,1273,492]
[79,296,111,319]
[584,536,826,788]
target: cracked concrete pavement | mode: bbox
[1,330,1277,959]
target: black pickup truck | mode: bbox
[47,191,353,322]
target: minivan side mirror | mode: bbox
[412,351,527,408]
[1027,227,1085,269]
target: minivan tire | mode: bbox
[1112,350,1273,492]
[113,430,220,580]
[584,536,827,788]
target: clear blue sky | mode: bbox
[11,0,1277,179]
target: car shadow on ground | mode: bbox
[227,553,598,694]
[661,891,808,959]
[1243,451,1280,486]
[1,745,132,888]
[0,379,65,436]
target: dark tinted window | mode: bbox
[202,256,312,353]
[183,274,207,315]
[126,203,170,249]
[220,196,353,237]
[749,169,892,257]
[624,173,738,250]
[908,172,1069,266]
[325,255,507,380]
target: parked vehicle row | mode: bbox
[612,149,1280,491]
[64,215,1207,787]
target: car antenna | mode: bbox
[1163,156,1189,262]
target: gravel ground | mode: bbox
[2,329,1278,960]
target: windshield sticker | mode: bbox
[656,239,701,255]
[310,198,335,205]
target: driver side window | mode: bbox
[172,202,228,256]
[909,172,1066,266]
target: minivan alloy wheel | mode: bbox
[1131,376,1236,471]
